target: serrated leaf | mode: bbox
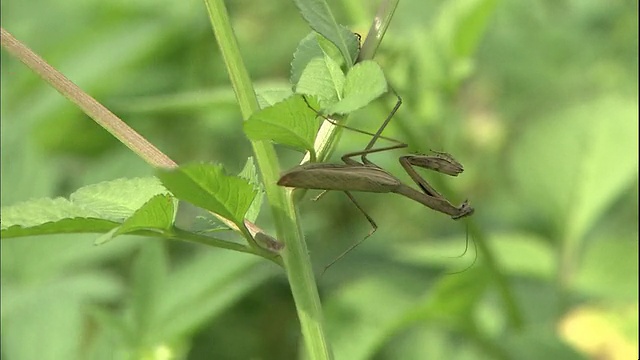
[292,0,356,66]
[291,30,359,87]
[291,33,329,85]
[341,25,361,64]
[1,177,169,238]
[156,164,256,230]
[71,177,169,220]
[244,95,319,156]
[316,32,349,67]
[118,194,175,233]
[238,157,263,222]
[2,217,119,239]
[95,194,176,245]
[295,55,345,107]
[256,87,294,109]
[325,60,388,114]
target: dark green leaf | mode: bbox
[156,164,256,230]
[292,0,357,66]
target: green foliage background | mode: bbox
[1,0,637,359]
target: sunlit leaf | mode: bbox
[1,177,169,238]
[244,95,319,156]
[325,60,388,114]
[295,55,345,107]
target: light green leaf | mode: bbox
[510,96,638,242]
[1,177,169,238]
[452,0,499,59]
[70,177,169,220]
[295,55,345,107]
[325,60,388,114]
[244,95,319,156]
[434,0,499,83]
[435,0,498,59]
[95,194,176,245]
[238,157,263,222]
[256,87,294,109]
[574,233,638,299]
[291,29,361,86]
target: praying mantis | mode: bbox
[277,92,474,267]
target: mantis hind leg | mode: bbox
[322,191,377,275]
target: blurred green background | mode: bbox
[1,0,637,359]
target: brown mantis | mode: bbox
[277,92,474,268]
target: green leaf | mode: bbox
[342,25,362,65]
[292,0,357,66]
[130,242,167,341]
[509,96,638,242]
[434,0,499,83]
[325,60,388,114]
[325,276,418,360]
[416,268,489,320]
[70,177,170,220]
[244,95,319,156]
[238,157,264,222]
[435,0,498,60]
[292,32,335,86]
[2,272,123,360]
[502,326,585,360]
[256,87,294,109]
[156,163,257,230]
[1,177,169,238]
[295,55,345,107]
[95,194,176,245]
[153,251,275,342]
[452,0,499,59]
[290,30,360,86]
[574,233,638,299]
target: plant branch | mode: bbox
[201,1,332,359]
[0,27,277,258]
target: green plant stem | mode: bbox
[202,1,332,359]
[357,0,400,62]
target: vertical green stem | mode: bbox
[202,1,332,359]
